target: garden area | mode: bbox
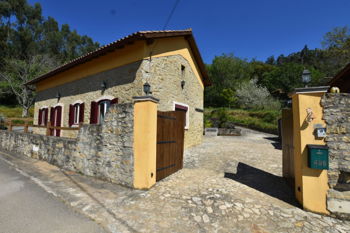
[205,108,280,135]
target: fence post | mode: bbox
[46,122,51,136]
[24,120,29,133]
[8,120,12,131]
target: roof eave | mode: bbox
[26,29,211,87]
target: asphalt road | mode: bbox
[0,159,106,233]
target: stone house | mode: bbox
[27,29,210,148]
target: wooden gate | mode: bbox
[156,111,185,181]
[282,108,295,188]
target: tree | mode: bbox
[262,63,325,99]
[0,0,100,105]
[236,79,280,110]
[322,26,350,49]
[265,56,275,65]
[0,55,57,117]
[220,88,237,108]
[205,54,253,107]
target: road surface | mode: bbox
[0,158,106,233]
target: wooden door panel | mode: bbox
[156,111,185,181]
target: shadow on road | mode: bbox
[224,162,300,207]
[264,136,282,150]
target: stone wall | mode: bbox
[34,54,204,148]
[146,55,204,148]
[0,103,135,187]
[322,93,350,218]
[33,61,144,138]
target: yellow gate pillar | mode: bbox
[290,86,329,214]
[133,96,159,189]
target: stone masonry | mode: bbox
[322,93,350,218]
[34,55,204,148]
[0,103,135,187]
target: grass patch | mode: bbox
[205,108,281,135]
[0,105,34,118]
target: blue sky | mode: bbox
[29,0,350,63]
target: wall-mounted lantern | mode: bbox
[101,81,107,91]
[56,92,61,100]
[181,80,185,89]
[143,82,151,95]
[302,69,311,87]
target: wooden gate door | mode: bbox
[156,111,185,181]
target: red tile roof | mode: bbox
[26,29,210,86]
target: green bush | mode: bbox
[205,108,281,134]
[0,105,34,118]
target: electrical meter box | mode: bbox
[307,144,329,170]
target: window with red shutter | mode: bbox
[38,109,42,125]
[79,103,84,123]
[90,101,98,124]
[50,107,55,125]
[111,98,118,105]
[68,104,74,127]
[44,108,48,126]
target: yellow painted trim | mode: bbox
[133,100,157,189]
[36,41,145,92]
[36,37,204,91]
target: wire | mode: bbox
[162,0,181,30]
[149,0,181,59]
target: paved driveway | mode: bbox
[0,158,106,233]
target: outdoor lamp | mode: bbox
[101,81,107,90]
[181,80,185,89]
[302,69,311,87]
[143,82,151,95]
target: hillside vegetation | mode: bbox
[205,108,280,135]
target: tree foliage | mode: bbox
[0,55,57,116]
[236,79,281,110]
[205,26,350,109]
[0,0,100,111]
[205,54,253,107]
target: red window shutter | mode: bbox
[90,101,98,124]
[79,103,85,123]
[56,106,62,137]
[44,109,48,126]
[68,104,74,127]
[111,98,118,105]
[38,109,42,125]
[50,107,55,125]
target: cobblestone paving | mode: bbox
[109,128,350,233]
[1,128,350,233]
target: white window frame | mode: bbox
[73,104,80,125]
[72,100,83,126]
[94,96,114,124]
[173,101,190,130]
